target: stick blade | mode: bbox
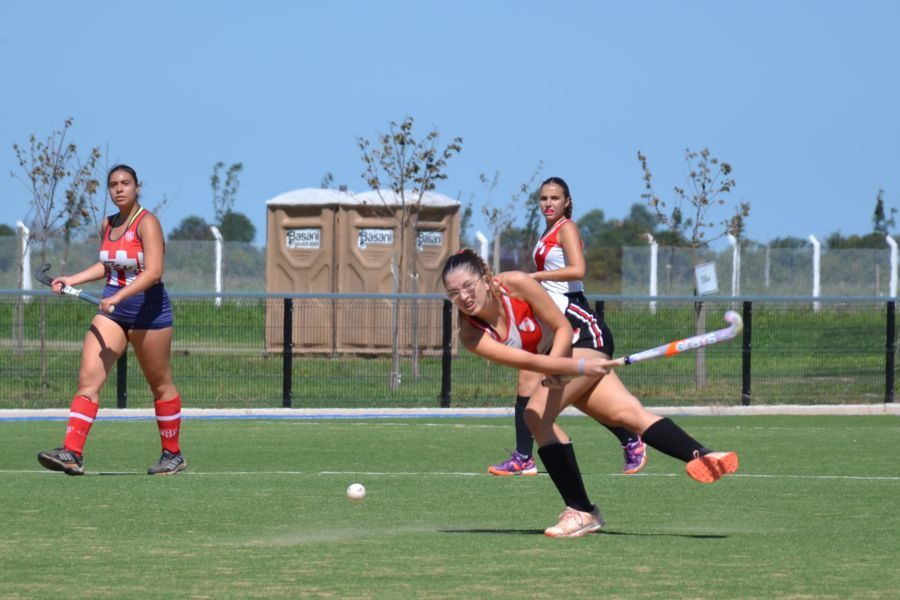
[35,263,54,286]
[724,310,744,334]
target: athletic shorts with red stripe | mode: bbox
[563,292,614,357]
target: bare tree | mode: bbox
[358,116,462,389]
[10,117,102,386]
[637,147,750,387]
[479,162,543,273]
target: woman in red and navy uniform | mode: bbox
[489,177,648,478]
[444,249,738,537]
[37,165,185,476]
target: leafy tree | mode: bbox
[825,231,883,250]
[825,190,897,250]
[357,115,462,389]
[873,188,896,237]
[493,187,544,272]
[458,196,474,248]
[580,204,662,292]
[210,162,243,225]
[9,117,102,385]
[219,210,256,243]
[769,236,809,249]
[358,116,463,293]
[637,147,750,388]
[0,224,14,236]
[169,215,214,241]
[638,147,749,249]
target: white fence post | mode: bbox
[647,233,657,314]
[887,235,898,298]
[210,226,223,307]
[808,234,821,313]
[17,221,32,301]
[728,233,741,297]
[474,230,489,264]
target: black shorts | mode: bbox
[564,293,614,357]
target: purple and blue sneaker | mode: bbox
[488,451,538,476]
[622,438,648,475]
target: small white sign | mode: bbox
[285,228,321,249]
[357,228,394,249]
[694,262,719,295]
[417,230,443,250]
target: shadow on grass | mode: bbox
[441,528,728,539]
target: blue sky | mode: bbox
[2,1,898,248]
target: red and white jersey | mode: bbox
[466,286,553,355]
[532,217,584,310]
[99,208,150,287]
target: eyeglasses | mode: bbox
[446,278,480,302]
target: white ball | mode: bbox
[346,483,366,503]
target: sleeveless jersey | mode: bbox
[99,208,150,287]
[532,217,584,311]
[466,287,553,355]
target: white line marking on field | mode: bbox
[1,469,897,481]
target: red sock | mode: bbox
[154,396,182,454]
[63,395,98,455]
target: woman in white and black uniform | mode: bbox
[488,178,647,477]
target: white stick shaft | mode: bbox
[613,311,743,366]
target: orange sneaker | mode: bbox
[543,506,604,538]
[685,451,739,483]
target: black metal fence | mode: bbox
[0,291,895,409]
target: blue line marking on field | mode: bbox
[0,412,505,423]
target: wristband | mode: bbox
[577,358,586,376]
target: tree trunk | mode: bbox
[390,256,401,391]
[39,246,48,389]
[409,221,420,379]
[14,232,24,355]
[694,295,707,390]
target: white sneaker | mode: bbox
[543,506,605,538]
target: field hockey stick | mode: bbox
[610,310,743,367]
[35,263,108,309]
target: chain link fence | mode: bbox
[1,291,894,409]
[622,245,895,296]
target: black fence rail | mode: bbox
[0,291,895,409]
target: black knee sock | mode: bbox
[537,443,594,513]
[514,395,534,457]
[641,418,711,463]
[602,424,638,446]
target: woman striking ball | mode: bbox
[489,177,647,477]
[37,164,186,476]
[444,249,737,537]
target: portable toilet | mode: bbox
[265,188,459,353]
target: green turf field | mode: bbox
[1,415,897,599]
